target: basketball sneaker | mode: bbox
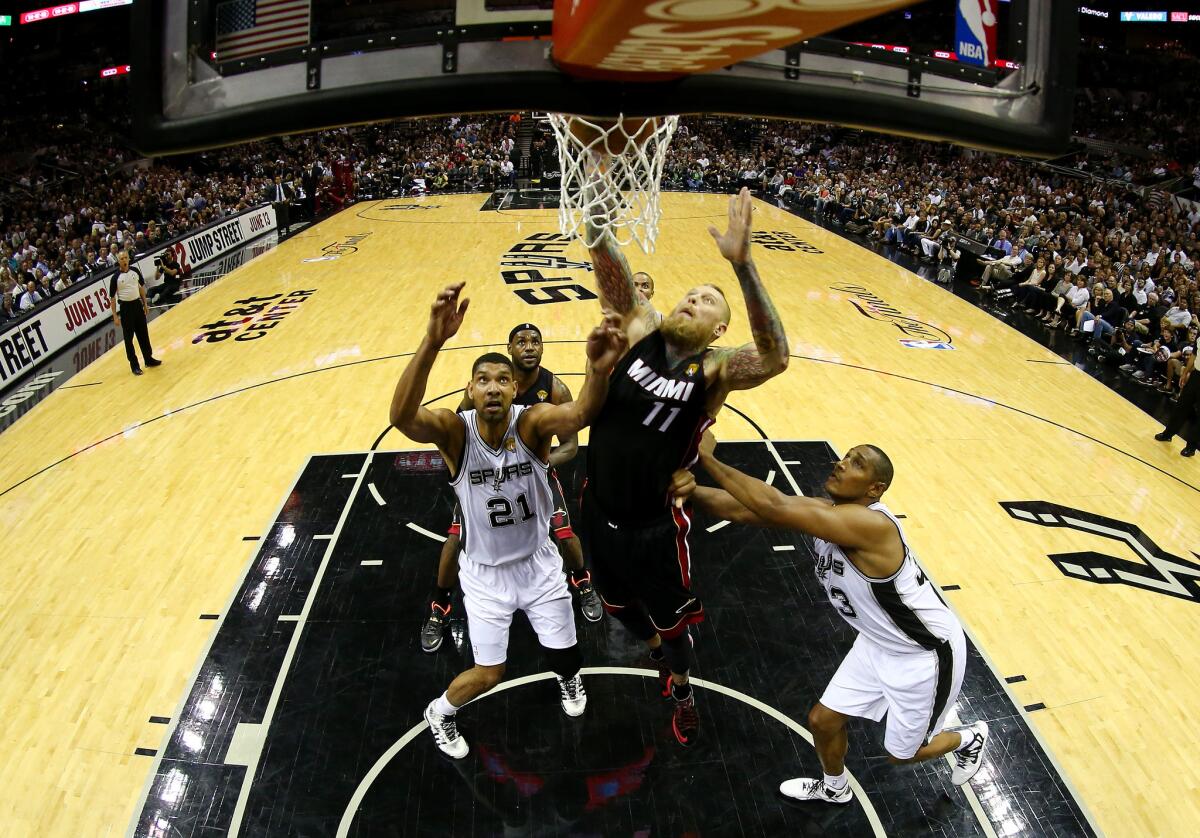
[557,674,587,717]
[656,629,695,700]
[569,571,603,623]
[779,777,853,804]
[670,687,699,747]
[424,701,469,759]
[420,601,451,653]
[951,721,990,785]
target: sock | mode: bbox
[432,691,458,717]
[670,680,692,702]
[648,647,664,663]
[953,728,977,751]
[823,771,848,790]
[432,587,453,607]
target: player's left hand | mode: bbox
[708,187,753,265]
[668,468,696,508]
[586,315,627,374]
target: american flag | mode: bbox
[215,0,310,62]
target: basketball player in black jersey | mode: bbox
[584,187,789,746]
[421,323,603,653]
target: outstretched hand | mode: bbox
[586,315,628,375]
[668,468,697,509]
[427,282,469,346]
[708,186,753,265]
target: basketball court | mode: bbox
[1,191,1196,835]
[3,1,1195,835]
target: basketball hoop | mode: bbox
[546,113,679,254]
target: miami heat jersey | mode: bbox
[514,366,555,406]
[587,331,712,524]
[813,502,963,656]
[451,405,552,566]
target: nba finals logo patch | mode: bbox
[537,389,549,402]
[686,363,699,377]
[505,437,517,452]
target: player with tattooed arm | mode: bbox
[582,186,789,746]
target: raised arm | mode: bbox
[670,468,776,526]
[697,434,886,549]
[389,283,469,456]
[521,319,626,453]
[707,188,790,393]
[586,212,657,345]
[547,375,579,468]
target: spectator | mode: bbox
[18,280,43,312]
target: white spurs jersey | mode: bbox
[813,502,962,656]
[450,405,552,566]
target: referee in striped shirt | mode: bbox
[110,250,161,375]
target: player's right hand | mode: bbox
[427,282,469,345]
[668,468,696,508]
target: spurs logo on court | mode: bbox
[751,230,823,254]
[499,233,600,307]
[1001,501,1200,603]
[381,203,442,211]
[830,283,953,345]
[302,232,373,262]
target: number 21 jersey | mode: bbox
[451,405,552,566]
[587,331,712,524]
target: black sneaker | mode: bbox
[671,689,699,747]
[569,571,603,623]
[132,367,143,376]
[1183,447,1196,458]
[146,358,162,367]
[1155,432,1172,442]
[421,601,451,653]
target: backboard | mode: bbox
[132,0,1076,156]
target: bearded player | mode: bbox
[583,187,789,746]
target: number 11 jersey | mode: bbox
[451,405,552,566]
[587,331,712,525]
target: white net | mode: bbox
[546,113,679,254]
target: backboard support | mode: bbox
[132,0,1076,157]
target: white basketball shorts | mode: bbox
[458,537,576,667]
[820,630,967,760]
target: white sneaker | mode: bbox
[951,721,989,785]
[779,777,853,804]
[424,700,469,759]
[557,674,587,717]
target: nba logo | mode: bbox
[955,0,997,68]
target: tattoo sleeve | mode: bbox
[721,259,789,389]
[586,225,638,317]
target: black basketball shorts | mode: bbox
[580,490,705,635]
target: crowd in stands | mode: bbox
[1,114,519,323]
[663,116,1197,397]
[1070,45,1200,189]
[4,40,1197,405]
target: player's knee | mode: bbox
[544,643,582,679]
[808,704,844,736]
[475,663,506,690]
